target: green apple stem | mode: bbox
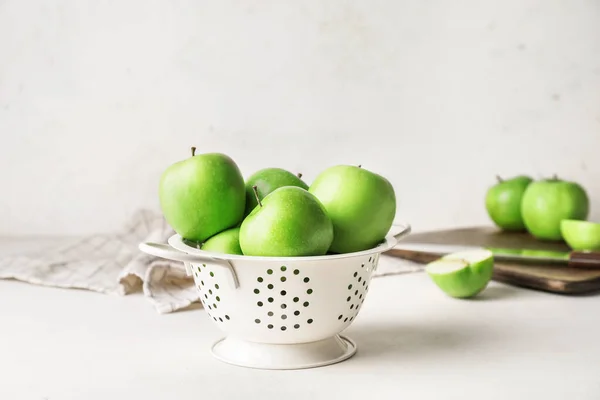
[496,175,503,182]
[358,164,362,168]
[297,172,303,179]
[552,173,558,180]
[191,147,197,157]
[252,185,263,207]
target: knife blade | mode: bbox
[388,243,600,269]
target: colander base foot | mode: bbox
[210,334,357,370]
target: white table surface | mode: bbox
[1,241,600,400]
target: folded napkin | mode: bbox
[0,210,422,313]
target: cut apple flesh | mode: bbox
[441,249,494,264]
[561,219,600,251]
[426,259,469,274]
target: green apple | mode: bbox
[425,249,494,298]
[308,165,396,254]
[521,176,589,241]
[239,186,333,256]
[159,148,246,243]
[485,175,533,231]
[560,219,600,251]
[244,168,308,216]
[201,227,243,255]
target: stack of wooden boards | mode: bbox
[386,227,600,294]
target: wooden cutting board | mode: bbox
[386,226,600,295]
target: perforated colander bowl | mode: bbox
[139,223,410,370]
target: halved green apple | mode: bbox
[425,249,494,298]
[560,219,600,251]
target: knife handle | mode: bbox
[569,251,600,269]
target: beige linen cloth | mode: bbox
[0,210,422,314]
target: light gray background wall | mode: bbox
[1,0,599,236]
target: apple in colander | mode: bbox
[239,186,334,256]
[243,168,308,217]
[201,227,244,255]
[159,147,246,243]
[308,165,396,254]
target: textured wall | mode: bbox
[1,0,599,235]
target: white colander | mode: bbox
[139,223,411,370]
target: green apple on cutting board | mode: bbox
[425,249,494,298]
[244,168,308,216]
[201,227,243,255]
[485,175,533,231]
[309,165,396,254]
[521,176,589,241]
[159,148,246,243]
[239,186,334,256]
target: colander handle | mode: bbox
[138,242,239,289]
[391,223,411,241]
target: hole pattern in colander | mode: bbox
[193,264,230,323]
[254,266,313,331]
[338,255,378,324]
